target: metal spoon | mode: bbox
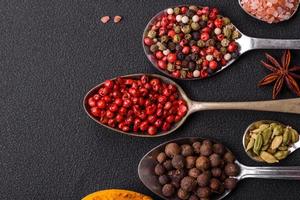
[239,0,299,23]
[83,73,300,137]
[138,137,300,200]
[143,6,300,80]
[243,120,300,163]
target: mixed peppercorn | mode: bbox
[154,140,239,199]
[144,5,241,79]
[86,75,188,135]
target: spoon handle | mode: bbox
[250,37,300,49]
[190,98,300,114]
[240,164,300,180]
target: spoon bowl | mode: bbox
[138,137,300,200]
[243,120,300,163]
[239,0,300,23]
[143,5,300,80]
[84,73,300,137]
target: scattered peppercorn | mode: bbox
[144,5,241,79]
[86,75,188,135]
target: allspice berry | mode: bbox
[200,143,213,156]
[197,171,211,187]
[211,167,222,178]
[172,155,186,169]
[180,176,197,192]
[192,141,202,154]
[157,152,167,163]
[224,178,237,190]
[224,152,236,163]
[209,178,221,191]
[165,143,181,158]
[224,163,240,176]
[213,143,226,155]
[188,168,201,178]
[189,195,199,200]
[178,188,190,200]
[196,187,211,198]
[159,175,170,185]
[209,153,222,167]
[181,144,194,156]
[196,156,210,170]
[163,160,173,171]
[162,184,175,197]
[186,156,196,169]
[155,164,166,176]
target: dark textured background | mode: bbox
[1,0,300,199]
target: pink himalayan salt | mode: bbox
[241,0,299,23]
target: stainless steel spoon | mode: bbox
[138,137,300,200]
[143,6,300,80]
[239,0,300,23]
[83,74,300,137]
[243,120,300,163]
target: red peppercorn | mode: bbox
[148,115,157,124]
[144,37,153,46]
[167,53,177,63]
[148,126,157,135]
[209,61,218,70]
[164,102,172,110]
[178,105,188,116]
[191,46,200,53]
[154,119,163,128]
[217,34,224,41]
[106,110,114,119]
[202,60,209,67]
[182,46,190,54]
[146,104,156,115]
[93,94,100,101]
[115,114,124,123]
[114,98,123,106]
[104,80,114,89]
[157,60,167,69]
[155,51,164,60]
[214,18,223,28]
[90,107,100,117]
[172,70,181,78]
[88,97,96,107]
[166,115,175,123]
[207,20,214,29]
[167,30,176,37]
[98,87,109,96]
[122,126,130,132]
[162,122,171,131]
[97,100,106,109]
[201,32,210,41]
[123,99,132,108]
[200,70,208,78]
[140,121,149,131]
[228,42,238,52]
[202,27,211,33]
[119,107,127,115]
[109,104,119,112]
[181,6,188,14]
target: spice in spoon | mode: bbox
[245,122,299,163]
[154,140,239,199]
[86,75,188,135]
[144,5,241,79]
[258,50,300,99]
[241,0,299,23]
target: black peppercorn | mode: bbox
[168,41,176,51]
[190,53,199,61]
[172,155,186,169]
[188,62,196,71]
[176,44,183,51]
[182,60,189,68]
[192,32,200,40]
[186,10,195,17]
[189,40,197,46]
[181,144,194,157]
[185,55,192,62]
[177,52,185,61]
[162,184,175,197]
[180,176,197,192]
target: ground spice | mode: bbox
[82,189,153,200]
[241,0,299,23]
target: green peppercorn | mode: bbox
[173,34,181,43]
[199,21,206,27]
[180,70,187,78]
[206,39,215,47]
[220,47,227,54]
[174,26,181,33]
[186,10,195,18]
[191,22,200,31]
[167,63,175,72]
[221,39,230,47]
[147,30,157,39]
[184,34,192,40]
[196,59,203,65]
[202,15,208,21]
[189,5,198,11]
[160,36,169,43]
[182,25,191,34]
[174,7,180,15]
[197,40,205,48]
[168,42,176,51]
[157,42,166,51]
[223,27,232,38]
[150,44,158,52]
[222,17,231,25]
[232,30,241,39]
[189,40,197,46]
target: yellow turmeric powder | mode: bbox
[82,189,153,200]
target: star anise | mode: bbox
[258,50,300,99]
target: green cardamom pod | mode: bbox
[291,128,299,143]
[271,136,283,150]
[261,144,269,151]
[260,151,279,164]
[274,151,289,160]
[253,134,263,155]
[246,138,255,151]
[262,127,272,145]
[278,146,288,151]
[273,125,283,136]
[267,148,276,154]
[283,127,291,145]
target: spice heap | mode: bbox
[143,5,241,79]
[82,189,153,200]
[241,0,299,23]
[154,140,239,199]
[86,75,188,135]
[258,50,300,99]
[245,122,299,163]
